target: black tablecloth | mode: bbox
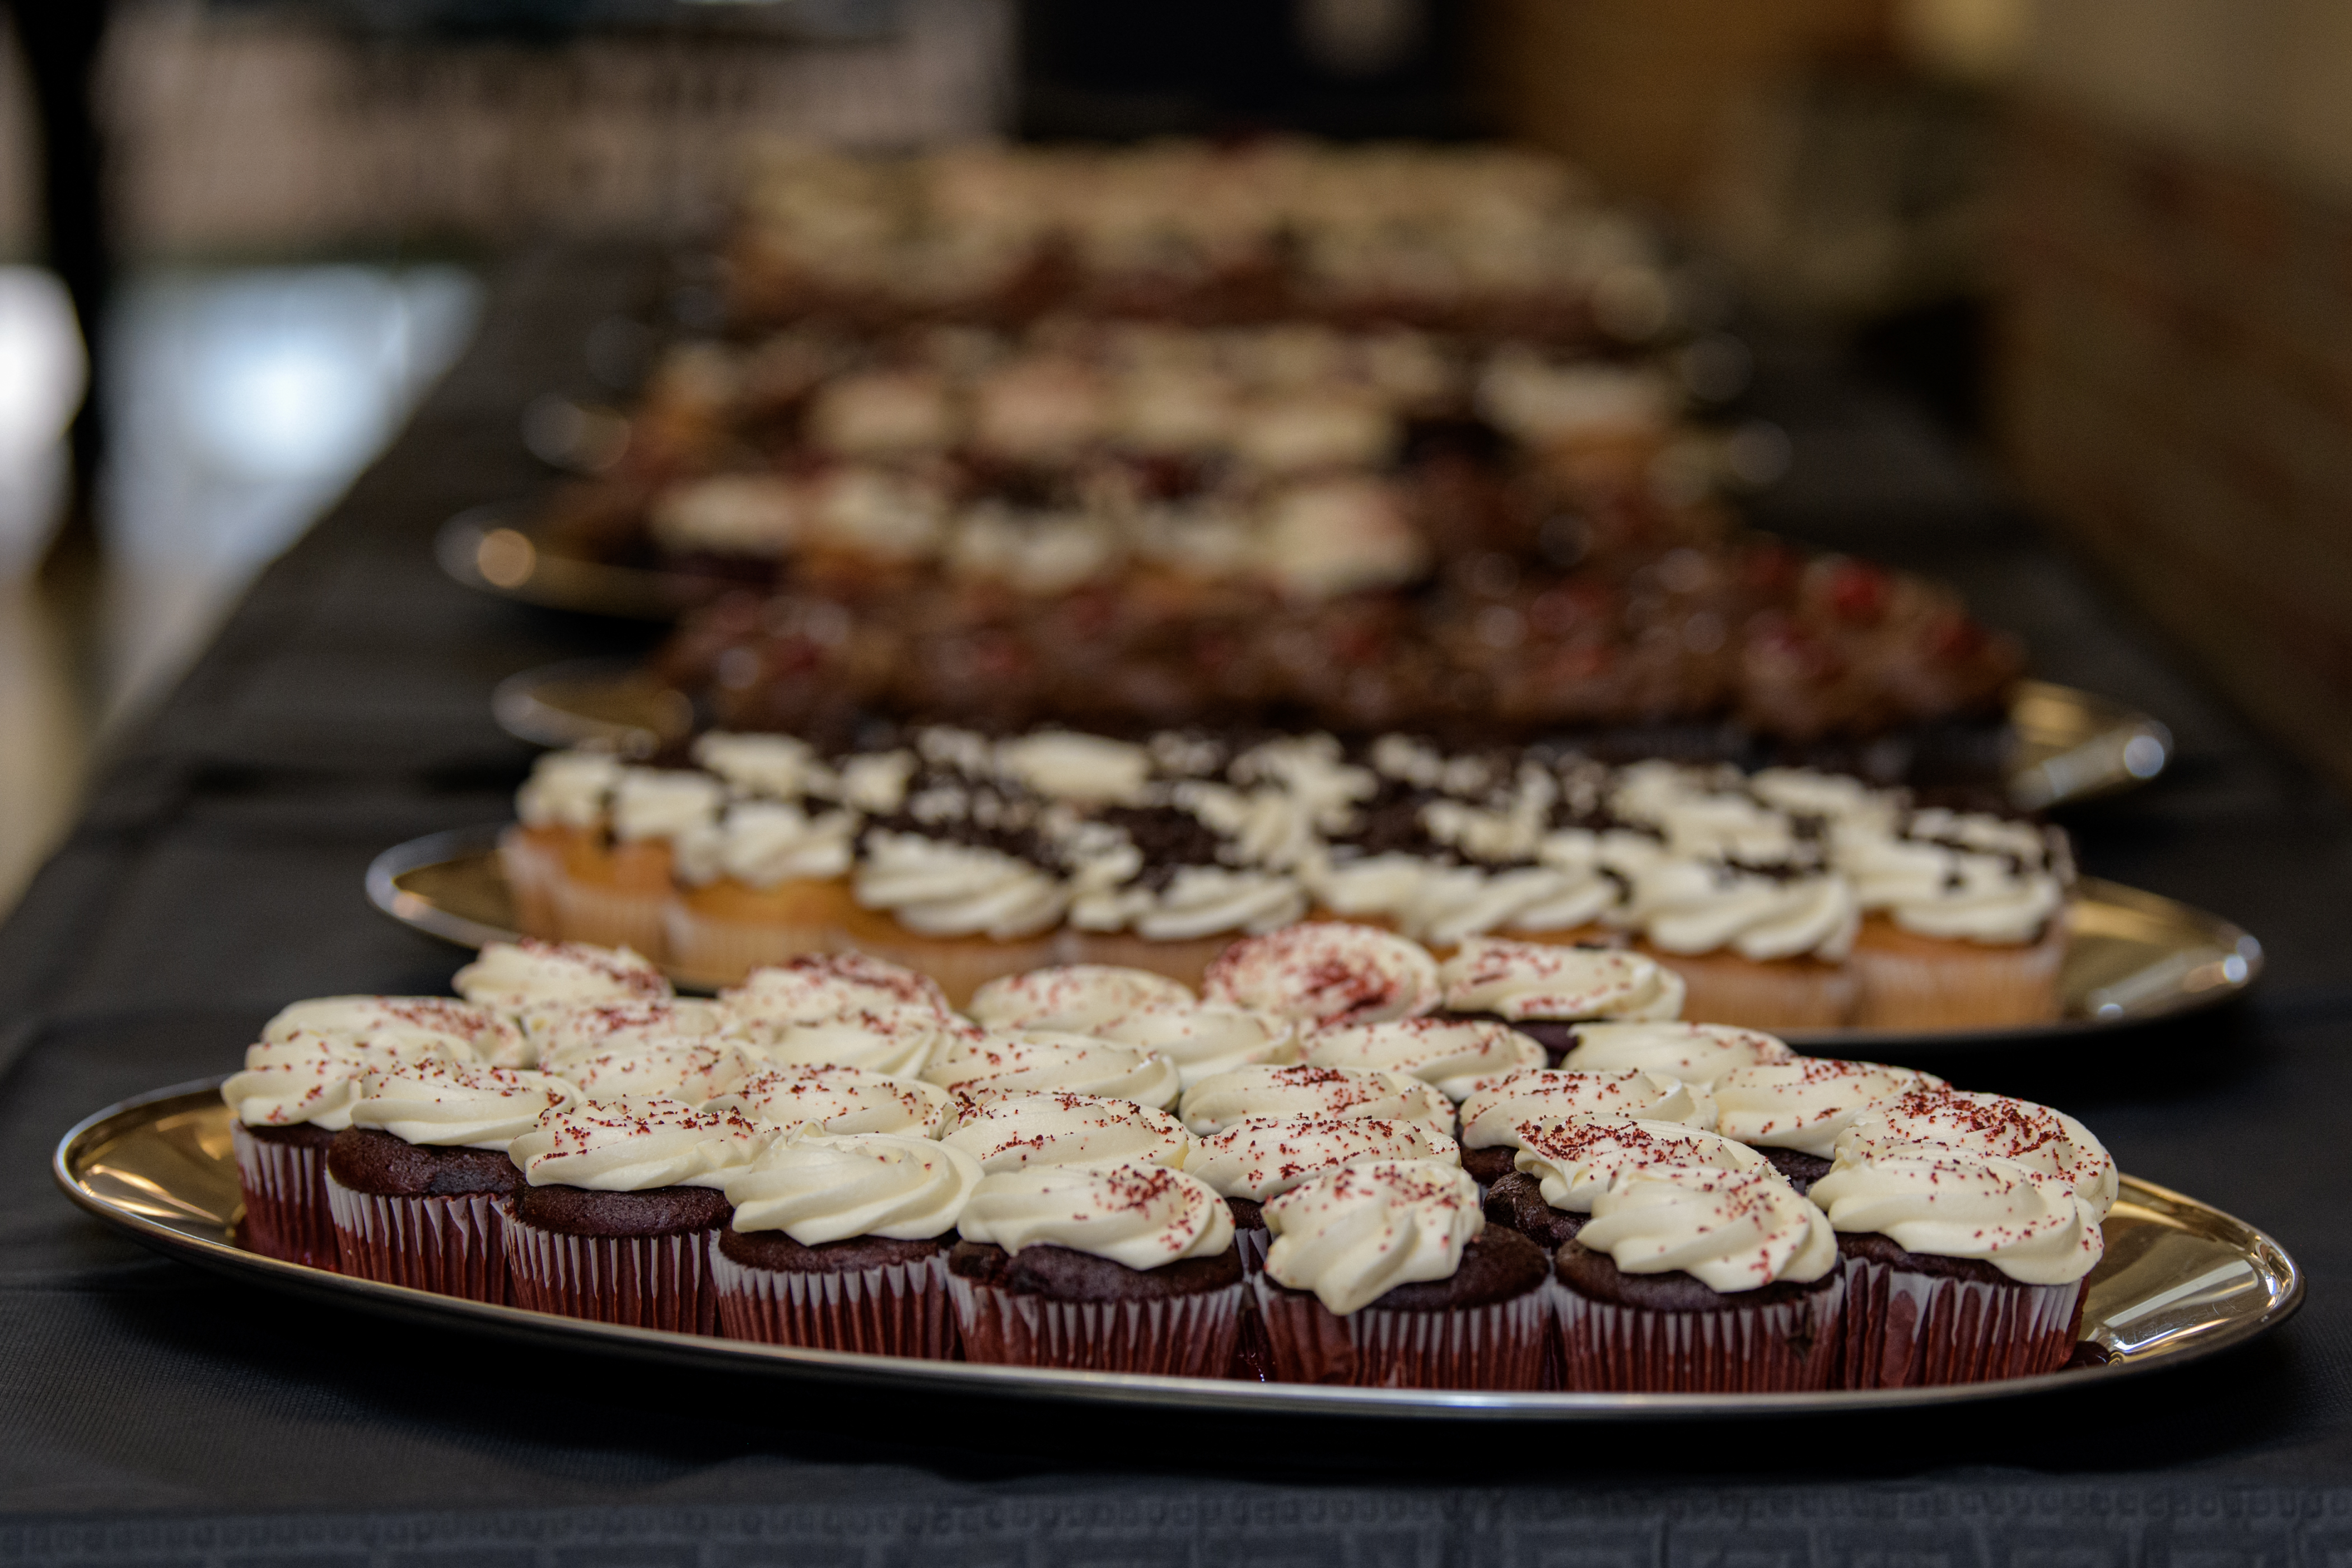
[6,248,2351,1558]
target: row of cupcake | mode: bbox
[219,924,2113,1390]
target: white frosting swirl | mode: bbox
[1189,1116,1460,1201]
[722,953,950,1025]
[1840,808,2067,945]
[1621,857,1859,961]
[261,996,521,1061]
[1575,1163,1837,1292]
[1457,1069,1715,1150]
[612,768,725,843]
[1202,922,1441,1028]
[1262,1159,1483,1315]
[692,731,830,801]
[956,1163,1234,1270]
[1304,1016,1544,1102]
[528,1000,730,1071]
[516,750,620,830]
[348,1061,580,1150]
[854,830,1067,939]
[1314,858,1611,946]
[1091,1001,1300,1089]
[1712,1058,1948,1158]
[942,1091,1194,1173]
[921,1030,1182,1109]
[1513,1115,1767,1212]
[1438,938,1683,1023]
[677,801,858,888]
[1178,1063,1453,1138]
[965,965,1194,1031]
[559,1038,761,1104]
[723,1132,981,1243]
[509,1096,773,1191]
[1557,1022,1797,1087]
[1073,865,1310,940]
[995,732,1151,805]
[222,1031,458,1130]
[1836,1089,2118,1221]
[1809,1144,2104,1284]
[706,1063,954,1138]
[453,941,670,1010]
[736,1010,959,1079]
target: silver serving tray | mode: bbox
[55,1080,2303,1419]
[365,823,2262,1050]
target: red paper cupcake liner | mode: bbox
[505,1217,720,1334]
[232,1123,338,1271]
[1248,1276,1548,1389]
[1552,1274,1846,1392]
[711,1247,958,1358]
[1839,1255,2085,1387]
[324,1174,508,1303]
[947,1274,1244,1376]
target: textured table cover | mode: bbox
[3,248,2350,1561]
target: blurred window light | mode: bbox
[0,268,87,573]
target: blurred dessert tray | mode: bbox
[57,1078,2302,1420]
[488,654,2173,814]
[366,824,2261,1053]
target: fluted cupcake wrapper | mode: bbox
[711,1248,958,1359]
[1839,1256,2084,1388]
[232,1123,338,1272]
[504,1219,720,1335]
[1551,1273,1847,1393]
[1234,1228,1271,1273]
[1248,1276,1548,1389]
[547,880,673,963]
[663,906,837,986]
[324,1174,508,1303]
[947,1275,1244,1377]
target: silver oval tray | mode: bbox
[55,1079,2302,1419]
[364,823,2262,1051]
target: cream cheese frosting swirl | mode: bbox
[1075,865,1313,941]
[1091,1001,1300,1089]
[1202,921,1441,1028]
[516,750,620,830]
[706,1063,954,1138]
[222,1030,459,1130]
[1575,1163,1837,1292]
[509,1096,773,1191]
[1178,1063,1453,1138]
[528,1000,731,1071]
[956,1163,1235,1270]
[348,1061,580,1150]
[675,801,858,888]
[965,965,1194,1031]
[453,940,670,1010]
[1456,1068,1715,1150]
[922,1030,1182,1109]
[1262,1159,1483,1315]
[612,768,724,843]
[1839,808,2068,945]
[723,1132,981,1243]
[1189,1116,1460,1201]
[1438,938,1684,1023]
[261,996,520,1061]
[1304,1017,1544,1102]
[1836,1088,2118,1220]
[941,1091,1195,1173]
[558,1038,762,1104]
[736,1010,962,1079]
[1712,1058,1948,1158]
[854,829,1067,939]
[1557,1021,1798,1086]
[1513,1115,1768,1213]
[722,953,950,1025]
[1808,1144,2103,1284]
[1620,857,1859,961]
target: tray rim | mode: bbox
[54,1078,2304,1422]
[363,822,2265,1050]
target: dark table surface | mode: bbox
[6,248,2352,1560]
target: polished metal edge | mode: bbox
[56,1082,2303,1422]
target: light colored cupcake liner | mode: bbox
[1645,948,1859,1031]
[548,878,673,962]
[662,904,839,986]
[504,1216,721,1334]
[1552,1272,1847,1392]
[1848,921,2067,1030]
[496,830,565,939]
[711,1245,959,1359]
[947,1273,1244,1376]
[1840,1254,2084,1387]
[324,1173,508,1303]
[1248,1275,1548,1389]
[232,1123,339,1272]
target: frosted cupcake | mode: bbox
[1202,922,1441,1029]
[950,1163,1244,1375]
[260,996,521,1063]
[921,1031,1182,1110]
[941,1092,1196,1173]
[1188,1115,1461,1268]
[454,940,671,1021]
[1455,1067,1715,1185]
[735,1008,966,1079]
[1178,1063,1454,1140]
[965,965,1196,1030]
[1253,1160,1547,1389]
[1710,1058,1946,1192]
[714,1132,982,1357]
[557,1036,762,1105]
[1436,937,1684,1063]
[526,1000,731,1074]
[1090,1002,1301,1090]
[1556,1021,1797,1086]
[721,951,953,1026]
[1486,1114,1762,1251]
[1304,1017,1544,1102]
[706,1063,955,1138]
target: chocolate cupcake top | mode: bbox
[1189,1116,1460,1202]
[1513,1115,1766,1213]
[941,1091,1195,1173]
[1712,1058,1947,1159]
[708,1063,954,1138]
[1808,1142,2104,1285]
[722,1132,981,1244]
[1556,1021,1796,1087]
[1456,1068,1714,1151]
[1838,808,2071,945]
[1574,1162,1836,1293]
[1836,1088,2118,1221]
[1262,1159,1483,1315]
[347,1061,581,1150]
[1178,1063,1453,1138]
[1202,922,1442,1028]
[1090,1001,1300,1089]
[1305,1016,1545,1102]
[1438,939,1683,1024]
[261,996,522,1063]
[530,1000,731,1072]
[560,1038,763,1105]
[956,1163,1234,1270]
[509,1096,773,1191]
[454,940,671,1011]
[965,965,1195,1032]
[222,1031,457,1131]
[922,1030,1182,1109]
[721,951,951,1026]
[735,1009,968,1079]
